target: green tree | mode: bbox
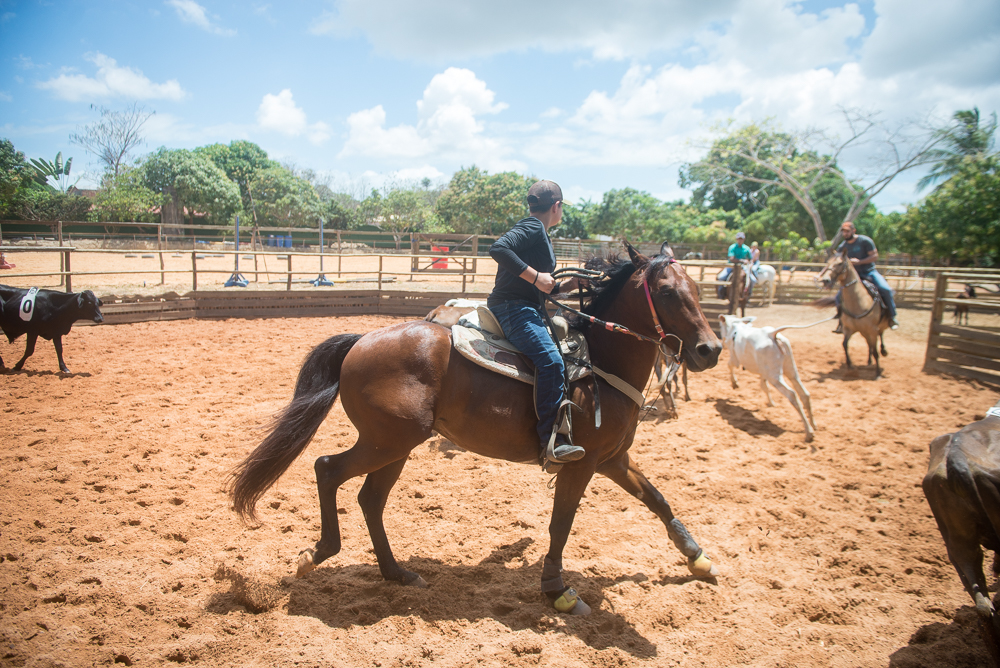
[741,171,877,243]
[143,147,241,227]
[196,140,276,220]
[683,113,940,242]
[91,165,164,222]
[435,166,535,235]
[901,155,1000,266]
[590,188,666,240]
[0,138,32,217]
[552,200,592,239]
[381,188,432,248]
[249,165,324,228]
[29,151,79,193]
[917,108,997,191]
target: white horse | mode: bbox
[755,264,777,307]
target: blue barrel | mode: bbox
[268,235,275,247]
[286,234,293,248]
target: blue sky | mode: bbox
[2,0,998,211]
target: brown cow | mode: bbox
[923,398,1000,665]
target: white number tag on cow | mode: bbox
[987,406,1000,419]
[19,287,39,322]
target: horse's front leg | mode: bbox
[542,463,598,616]
[842,333,853,368]
[880,333,888,357]
[598,451,718,578]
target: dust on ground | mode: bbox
[1,302,997,668]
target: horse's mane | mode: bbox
[569,250,672,328]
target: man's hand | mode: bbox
[534,272,557,294]
[849,257,861,265]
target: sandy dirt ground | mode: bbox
[2,294,999,668]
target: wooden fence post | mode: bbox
[287,254,292,291]
[57,221,64,287]
[64,249,72,293]
[158,223,165,285]
[924,272,948,368]
[378,254,383,291]
[192,252,198,291]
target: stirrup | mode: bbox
[544,438,585,465]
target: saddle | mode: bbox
[451,307,646,409]
[858,277,889,324]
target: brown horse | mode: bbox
[817,250,889,379]
[229,242,723,615]
[728,260,752,317]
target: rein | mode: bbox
[547,264,684,364]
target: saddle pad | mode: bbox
[859,277,888,321]
[451,319,592,386]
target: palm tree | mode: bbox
[918,107,997,191]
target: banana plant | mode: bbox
[29,152,80,193]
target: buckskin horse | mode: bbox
[229,242,723,615]
[815,250,889,379]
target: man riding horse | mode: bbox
[833,222,899,333]
[716,232,757,300]
[487,180,587,470]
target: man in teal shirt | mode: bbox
[716,232,757,299]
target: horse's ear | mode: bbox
[624,240,649,269]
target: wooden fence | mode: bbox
[923,272,1000,387]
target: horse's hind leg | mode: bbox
[357,457,426,586]
[880,333,888,357]
[598,451,718,578]
[300,442,401,576]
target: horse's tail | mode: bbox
[229,333,364,523]
[811,296,837,309]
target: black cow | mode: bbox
[0,285,104,373]
[923,398,1000,665]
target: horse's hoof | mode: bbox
[553,588,591,615]
[805,432,814,443]
[688,551,719,578]
[296,549,316,578]
[405,574,428,588]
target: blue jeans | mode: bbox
[836,268,896,319]
[489,299,565,447]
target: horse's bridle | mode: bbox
[548,260,685,364]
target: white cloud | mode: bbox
[166,0,236,36]
[36,53,187,101]
[340,68,522,171]
[0,91,11,102]
[256,89,331,144]
[309,0,740,60]
[862,0,1000,86]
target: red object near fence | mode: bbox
[431,246,449,269]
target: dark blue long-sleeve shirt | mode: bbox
[487,217,556,308]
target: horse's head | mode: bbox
[625,241,721,372]
[817,250,849,289]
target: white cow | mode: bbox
[719,314,816,445]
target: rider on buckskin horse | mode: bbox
[716,232,757,299]
[833,221,899,332]
[487,180,586,469]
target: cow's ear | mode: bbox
[77,294,85,308]
[742,316,757,324]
